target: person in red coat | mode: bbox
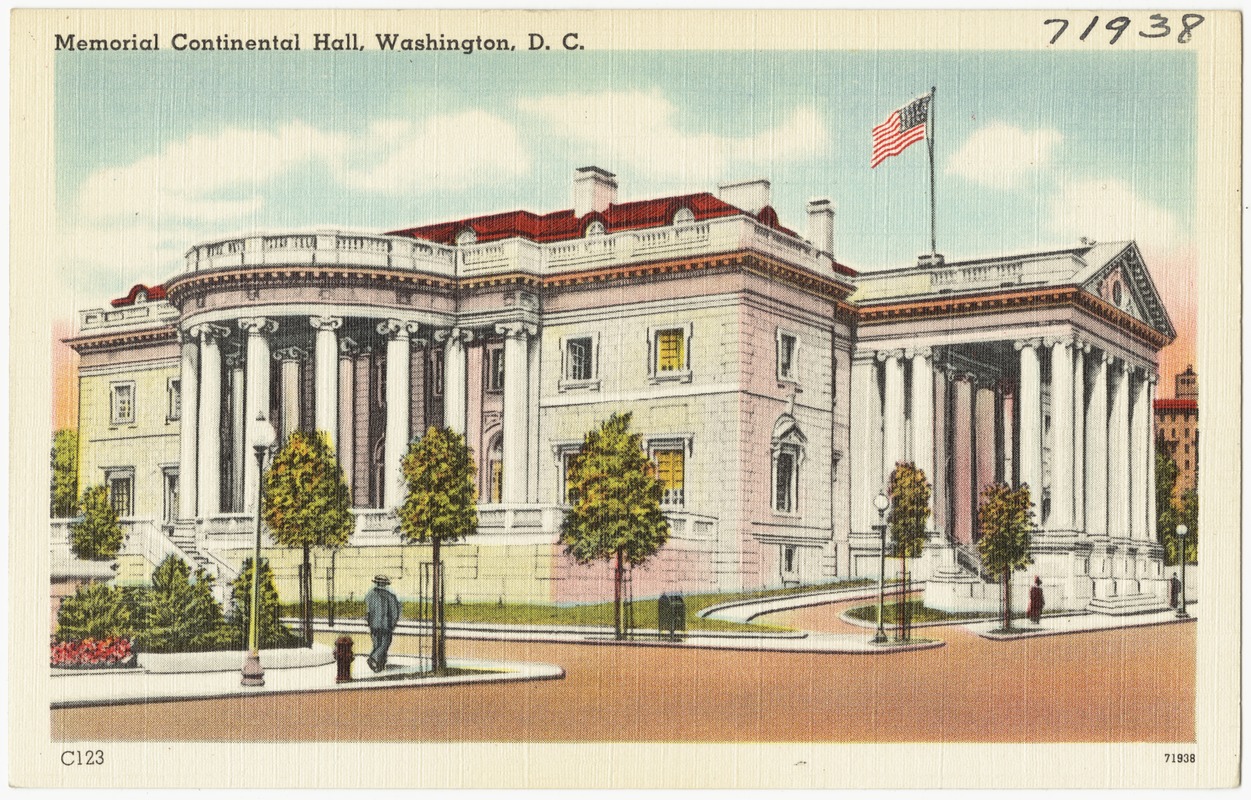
[1027,576,1045,625]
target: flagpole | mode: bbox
[927,86,937,258]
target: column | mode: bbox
[1108,359,1131,538]
[1001,384,1016,486]
[274,347,308,444]
[908,348,935,529]
[1049,337,1075,532]
[1072,343,1088,531]
[1131,368,1152,540]
[352,347,373,507]
[227,353,245,513]
[932,368,949,534]
[1015,339,1043,501]
[310,317,342,445]
[974,385,997,504]
[849,356,878,532]
[337,338,358,496]
[1086,352,1109,536]
[951,373,975,544]
[378,319,415,509]
[879,350,905,479]
[239,317,277,513]
[177,331,200,521]
[437,327,473,435]
[193,324,229,518]
[1146,372,1158,542]
[497,322,536,504]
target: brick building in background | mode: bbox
[1155,365,1199,500]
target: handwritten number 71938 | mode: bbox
[1044,14,1205,45]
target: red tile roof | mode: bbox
[1154,398,1197,411]
[389,192,777,243]
[111,284,167,307]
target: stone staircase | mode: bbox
[167,526,213,573]
[1086,593,1169,616]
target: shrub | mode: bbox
[132,556,231,653]
[56,582,136,642]
[222,558,299,650]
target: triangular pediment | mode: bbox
[1078,242,1175,339]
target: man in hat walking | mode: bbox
[365,575,402,672]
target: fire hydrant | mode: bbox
[334,636,354,683]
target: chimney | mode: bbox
[717,178,771,215]
[807,198,835,256]
[573,166,617,217]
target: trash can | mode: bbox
[658,594,686,641]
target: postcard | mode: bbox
[10,8,1240,789]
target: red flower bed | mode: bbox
[51,637,135,669]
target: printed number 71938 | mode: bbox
[1044,14,1206,46]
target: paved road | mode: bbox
[52,600,1194,743]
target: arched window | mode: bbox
[584,219,606,237]
[455,228,478,245]
[771,415,807,514]
[672,206,695,225]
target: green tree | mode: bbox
[70,485,124,561]
[560,412,670,640]
[1155,440,1182,557]
[398,427,478,673]
[888,462,931,642]
[1177,489,1199,564]
[977,483,1036,632]
[50,429,79,517]
[133,555,229,653]
[223,557,298,649]
[56,582,136,642]
[263,430,354,647]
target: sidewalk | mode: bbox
[306,612,941,655]
[965,607,1197,640]
[698,585,887,623]
[51,653,565,709]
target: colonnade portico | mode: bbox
[852,331,1160,600]
[174,311,540,523]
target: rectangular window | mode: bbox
[654,448,685,507]
[566,337,593,381]
[774,450,797,513]
[430,351,444,398]
[167,378,181,421]
[487,347,505,393]
[562,451,579,504]
[783,545,796,574]
[110,382,136,425]
[109,475,133,517]
[777,331,798,382]
[490,458,503,503]
[656,329,684,372]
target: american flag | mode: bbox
[871,93,932,168]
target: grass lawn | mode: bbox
[844,599,991,625]
[282,578,873,634]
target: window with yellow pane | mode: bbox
[650,325,690,381]
[653,448,684,507]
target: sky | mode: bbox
[51,47,1199,425]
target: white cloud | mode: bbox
[334,111,530,193]
[517,90,825,184]
[1047,178,1183,257]
[63,111,530,305]
[945,123,1062,190]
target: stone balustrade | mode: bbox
[182,216,836,282]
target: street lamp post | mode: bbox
[872,491,891,644]
[1175,524,1189,620]
[241,411,276,687]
